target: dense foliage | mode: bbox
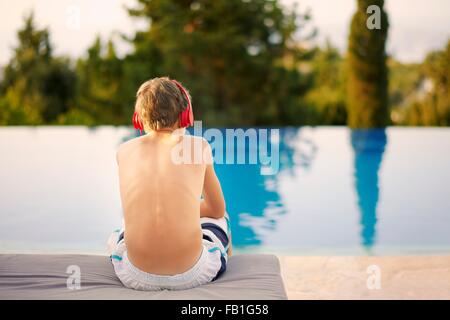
[0,1,449,127]
[0,14,76,125]
[395,41,450,126]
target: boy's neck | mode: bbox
[155,128,175,133]
[147,126,185,137]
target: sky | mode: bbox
[0,0,449,66]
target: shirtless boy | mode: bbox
[108,77,231,290]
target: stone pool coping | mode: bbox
[278,255,450,299]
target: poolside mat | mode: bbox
[0,254,286,299]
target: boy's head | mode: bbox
[135,77,192,131]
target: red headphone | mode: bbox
[132,80,194,132]
[132,111,143,132]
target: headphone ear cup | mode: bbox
[179,105,194,128]
[132,112,138,129]
[179,107,189,128]
[187,104,194,126]
[132,111,144,131]
[172,79,194,128]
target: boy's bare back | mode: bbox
[117,132,220,275]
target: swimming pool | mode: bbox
[1,126,449,255]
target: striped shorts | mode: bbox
[107,213,231,291]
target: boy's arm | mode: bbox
[200,141,226,219]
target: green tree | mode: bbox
[396,40,450,126]
[126,0,310,126]
[421,40,450,125]
[388,60,422,109]
[346,0,389,128]
[304,42,347,125]
[0,13,76,125]
[75,37,126,124]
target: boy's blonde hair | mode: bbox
[135,77,191,131]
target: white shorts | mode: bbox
[107,214,231,291]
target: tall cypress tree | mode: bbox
[347,0,389,128]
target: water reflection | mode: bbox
[2,127,450,254]
[214,128,317,247]
[351,129,387,251]
[279,127,317,175]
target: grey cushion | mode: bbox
[0,254,286,300]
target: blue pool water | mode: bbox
[0,126,449,255]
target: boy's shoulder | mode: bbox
[184,135,212,153]
[116,136,143,160]
[184,134,210,145]
[177,135,213,165]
